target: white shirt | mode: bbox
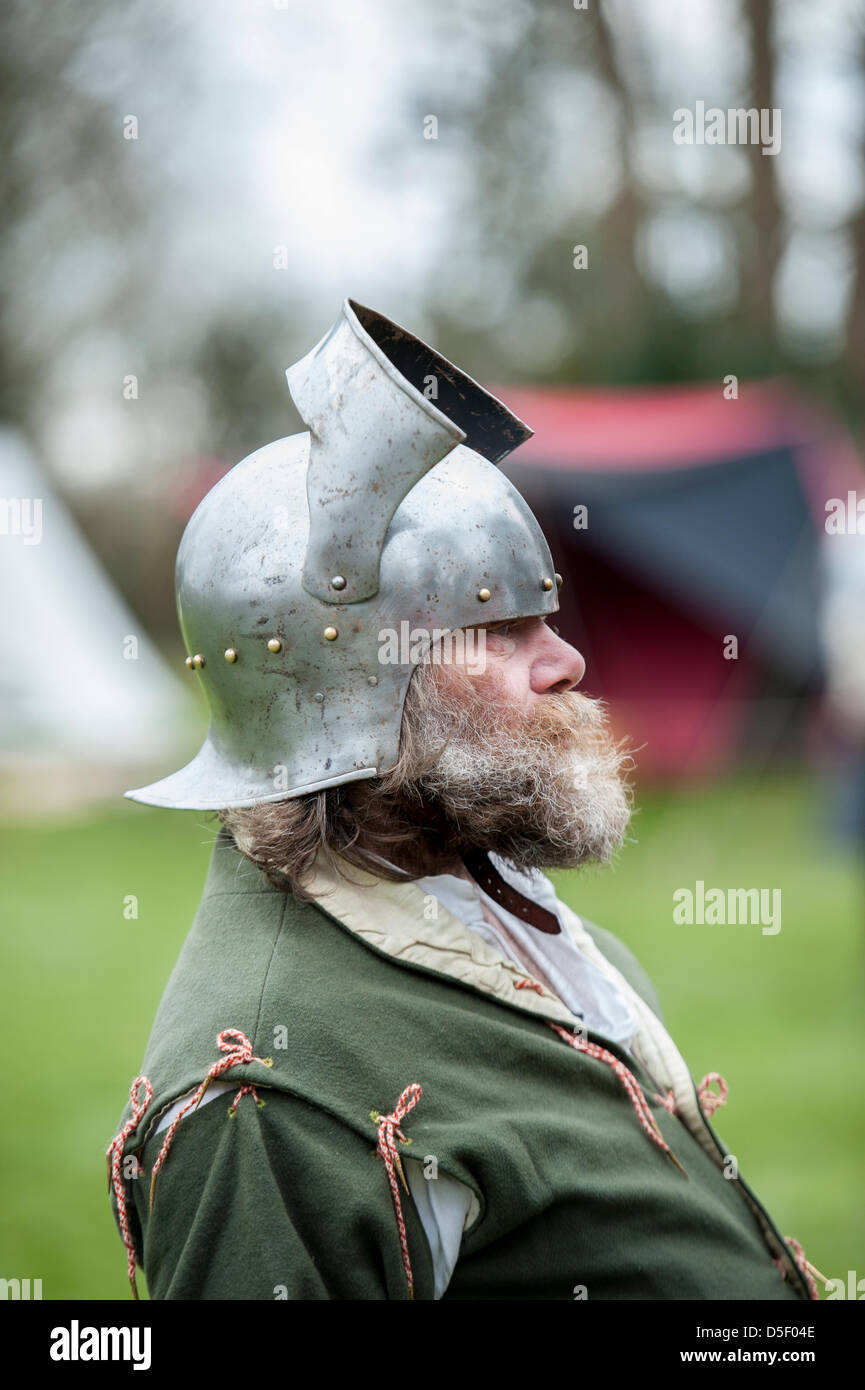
[154,853,638,1299]
[415,855,638,1052]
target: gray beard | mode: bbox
[400,672,633,873]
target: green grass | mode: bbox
[1,770,862,1299]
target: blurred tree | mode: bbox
[844,7,865,403]
[744,0,783,356]
[0,0,169,426]
[396,0,865,415]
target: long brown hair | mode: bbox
[218,660,470,900]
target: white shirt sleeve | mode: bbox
[405,1156,479,1299]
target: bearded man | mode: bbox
[106,300,819,1301]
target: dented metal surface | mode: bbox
[125,298,559,810]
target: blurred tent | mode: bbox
[0,427,198,814]
[499,379,865,779]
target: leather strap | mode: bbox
[460,850,561,935]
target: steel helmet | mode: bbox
[125,299,561,810]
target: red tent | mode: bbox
[496,378,864,779]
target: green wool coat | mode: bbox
[107,829,811,1301]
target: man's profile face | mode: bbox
[467,614,586,708]
[397,616,633,873]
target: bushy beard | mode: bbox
[394,660,634,873]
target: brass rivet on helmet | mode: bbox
[185,655,195,669]
[542,577,554,591]
[478,588,491,602]
[313,692,324,703]
[555,573,563,589]
[192,653,206,668]
[224,648,238,663]
[324,626,338,641]
[267,638,282,653]
[330,575,346,591]
[368,675,378,686]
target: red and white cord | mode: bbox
[106,1028,272,1298]
[370,1083,423,1299]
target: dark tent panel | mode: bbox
[493,379,864,778]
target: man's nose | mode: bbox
[531,630,586,694]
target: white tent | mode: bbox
[0,427,199,809]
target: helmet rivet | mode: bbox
[324,627,338,641]
[185,655,195,670]
[313,692,324,703]
[477,588,491,602]
[224,648,238,663]
[542,577,554,592]
[368,675,378,686]
[192,653,206,668]
[330,575,346,591]
[267,638,282,653]
[555,572,563,589]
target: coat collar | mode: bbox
[303,846,708,1137]
[201,831,714,1159]
[305,848,581,1030]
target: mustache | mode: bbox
[508,688,610,741]
[420,671,625,761]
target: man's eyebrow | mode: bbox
[484,615,538,631]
